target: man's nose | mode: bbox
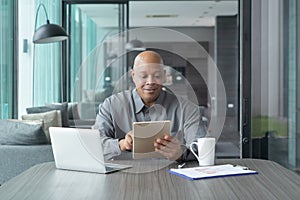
[146,75,155,84]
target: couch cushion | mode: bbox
[0,120,48,145]
[26,102,69,127]
[22,110,62,143]
[67,102,80,120]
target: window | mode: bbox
[0,0,15,119]
[32,0,63,106]
[63,1,128,120]
[251,0,300,171]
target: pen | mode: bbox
[178,162,186,169]
[233,164,250,170]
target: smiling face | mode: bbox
[131,51,165,107]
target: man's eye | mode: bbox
[155,75,161,79]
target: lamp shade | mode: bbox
[125,39,146,51]
[32,3,68,44]
[33,22,68,44]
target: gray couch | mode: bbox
[0,120,55,185]
[0,102,96,185]
[0,145,54,185]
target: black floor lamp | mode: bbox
[32,3,68,105]
[33,3,68,44]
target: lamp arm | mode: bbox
[34,3,50,31]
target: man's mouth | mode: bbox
[143,88,157,93]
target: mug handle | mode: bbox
[189,142,199,160]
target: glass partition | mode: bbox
[63,0,240,158]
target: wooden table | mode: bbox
[0,159,300,200]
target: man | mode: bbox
[93,50,206,161]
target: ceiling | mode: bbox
[77,1,238,28]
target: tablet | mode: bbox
[133,120,171,159]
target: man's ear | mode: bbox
[130,69,134,76]
[130,69,135,81]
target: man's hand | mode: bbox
[154,135,183,161]
[119,131,133,151]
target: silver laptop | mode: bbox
[49,127,131,174]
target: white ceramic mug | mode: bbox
[190,137,215,166]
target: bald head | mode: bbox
[133,51,163,69]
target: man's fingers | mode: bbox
[124,134,133,150]
[125,135,132,145]
[154,135,183,160]
[155,136,178,148]
[124,141,132,150]
[120,131,133,151]
[163,134,173,141]
[155,137,173,146]
[128,131,133,137]
[155,147,182,161]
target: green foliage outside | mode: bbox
[251,116,288,138]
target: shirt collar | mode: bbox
[133,89,145,113]
[132,89,166,114]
